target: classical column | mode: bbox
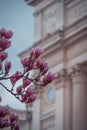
[55,69,72,130]
[55,84,64,130]
[72,63,87,130]
[63,69,72,130]
[32,89,41,130]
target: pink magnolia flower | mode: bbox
[5,61,11,73]
[23,78,31,88]
[27,62,34,70]
[2,41,11,50]
[10,71,22,85]
[0,51,8,62]
[41,65,49,75]
[0,106,10,117]
[11,123,20,130]
[27,94,36,103]
[15,72,22,78]
[10,76,17,85]
[0,38,11,50]
[21,94,27,102]
[26,87,34,96]
[10,113,19,123]
[21,57,29,68]
[30,48,43,57]
[14,124,20,130]
[0,28,13,39]
[0,119,10,128]
[5,30,13,39]
[16,86,22,95]
[36,58,45,68]
[34,48,43,57]
[30,48,36,56]
[42,72,56,85]
[0,28,6,37]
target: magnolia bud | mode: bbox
[21,57,29,68]
[43,72,56,85]
[0,51,8,62]
[0,28,6,36]
[5,30,13,39]
[5,61,11,74]
[21,94,27,102]
[27,94,36,103]
[10,113,18,123]
[16,86,22,95]
[26,87,34,96]
[14,124,20,130]
[23,78,31,88]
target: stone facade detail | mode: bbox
[42,4,57,37]
[65,0,87,26]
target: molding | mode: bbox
[64,25,87,47]
[33,30,61,48]
[34,0,57,11]
[35,0,55,10]
[64,16,87,37]
[64,0,72,5]
[40,109,55,121]
[64,0,83,9]
[25,0,40,6]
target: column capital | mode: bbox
[69,63,87,76]
[69,62,87,84]
[55,68,72,90]
[55,61,87,84]
[55,68,70,83]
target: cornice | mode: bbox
[33,29,61,48]
[40,109,55,121]
[64,0,83,9]
[64,0,72,5]
[64,25,87,47]
[25,0,40,6]
[33,0,57,14]
[64,16,87,40]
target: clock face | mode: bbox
[47,87,55,101]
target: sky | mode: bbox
[0,0,34,110]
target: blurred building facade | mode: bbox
[19,0,87,130]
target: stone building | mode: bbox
[19,0,87,130]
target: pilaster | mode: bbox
[32,87,42,130]
[55,68,72,130]
[71,63,87,130]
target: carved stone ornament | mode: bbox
[55,61,87,81]
[43,5,57,36]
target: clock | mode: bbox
[47,87,55,101]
